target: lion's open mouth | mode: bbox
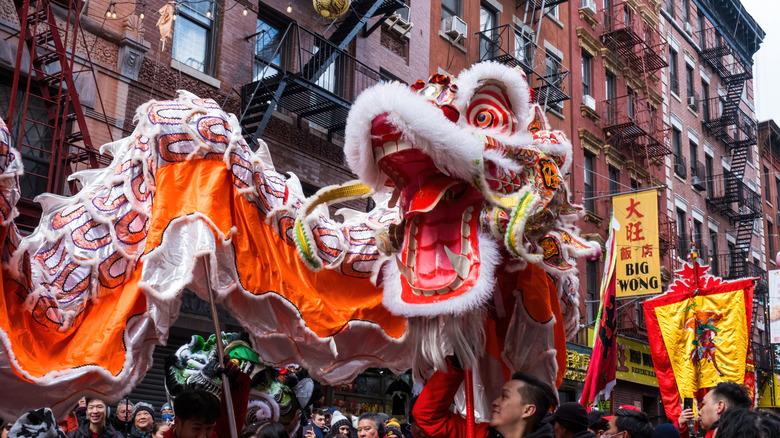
[376,141,483,304]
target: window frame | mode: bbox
[669,48,679,96]
[582,50,592,97]
[584,151,595,213]
[172,0,217,74]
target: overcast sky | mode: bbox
[740,1,779,123]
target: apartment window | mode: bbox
[545,52,564,111]
[698,13,706,47]
[479,3,499,60]
[705,154,714,195]
[686,65,694,99]
[673,128,685,178]
[586,259,598,323]
[545,5,559,19]
[442,0,461,20]
[627,86,636,120]
[701,80,710,118]
[728,242,737,269]
[677,208,687,255]
[631,179,640,190]
[253,16,285,81]
[603,0,612,29]
[605,71,617,123]
[776,176,780,207]
[765,166,771,202]
[172,0,215,73]
[514,30,533,66]
[769,222,775,262]
[582,51,592,97]
[666,0,675,19]
[669,48,679,96]
[609,165,620,195]
[709,231,718,275]
[693,219,703,254]
[584,151,595,212]
[682,0,690,23]
[689,139,698,177]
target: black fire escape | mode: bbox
[600,2,670,162]
[700,26,760,278]
[240,0,404,143]
[475,0,571,111]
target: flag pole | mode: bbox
[204,257,239,438]
[464,367,476,438]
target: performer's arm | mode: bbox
[412,360,468,438]
[214,364,251,438]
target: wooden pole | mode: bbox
[464,367,476,438]
[204,257,239,438]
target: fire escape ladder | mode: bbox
[9,0,112,200]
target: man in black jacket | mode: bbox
[70,398,123,438]
[544,403,595,438]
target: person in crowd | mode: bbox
[131,403,155,438]
[715,408,780,438]
[412,357,556,438]
[601,406,652,438]
[1,420,12,438]
[677,382,752,438]
[59,398,87,434]
[327,411,354,438]
[544,402,594,438]
[152,422,170,438]
[163,360,251,438]
[356,413,385,438]
[406,398,427,438]
[587,411,608,437]
[305,409,329,438]
[160,405,174,425]
[70,398,124,438]
[322,411,332,436]
[384,418,402,438]
[652,423,680,438]
[113,400,135,438]
[238,422,287,438]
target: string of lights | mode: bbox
[104,0,254,21]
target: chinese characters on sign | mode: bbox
[613,190,662,296]
[564,349,591,382]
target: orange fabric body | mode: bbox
[146,159,406,339]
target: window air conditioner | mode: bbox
[443,16,468,44]
[688,95,698,109]
[684,22,694,36]
[580,0,597,16]
[582,94,596,111]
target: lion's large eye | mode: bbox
[466,85,516,134]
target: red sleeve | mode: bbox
[675,421,690,438]
[412,365,468,438]
[213,373,251,438]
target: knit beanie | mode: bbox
[385,418,402,438]
[330,411,350,432]
[133,402,155,421]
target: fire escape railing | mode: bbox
[600,3,668,75]
[602,95,671,158]
[241,23,389,143]
[475,24,571,109]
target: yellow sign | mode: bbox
[563,349,591,382]
[655,290,748,400]
[613,189,662,296]
[759,374,780,408]
[616,335,658,387]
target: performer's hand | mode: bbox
[678,409,695,428]
[218,358,242,385]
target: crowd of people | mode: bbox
[2,359,780,438]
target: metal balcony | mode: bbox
[601,4,667,75]
[706,172,762,221]
[241,23,389,142]
[711,252,764,280]
[476,24,571,107]
[658,214,677,253]
[602,95,671,158]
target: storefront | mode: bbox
[559,343,591,403]
[611,335,666,423]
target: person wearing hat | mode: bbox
[130,403,155,438]
[384,418,402,438]
[601,406,652,438]
[651,424,680,438]
[160,404,174,426]
[544,403,594,438]
[327,412,355,438]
